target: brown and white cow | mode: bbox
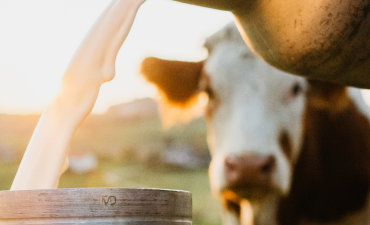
[140,23,370,225]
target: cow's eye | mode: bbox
[241,51,253,59]
[205,85,215,100]
[204,85,217,120]
[291,82,303,97]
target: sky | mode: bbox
[0,0,233,114]
[1,0,370,115]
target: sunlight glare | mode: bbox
[0,0,233,114]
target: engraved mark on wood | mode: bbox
[102,195,117,206]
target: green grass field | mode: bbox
[0,161,222,225]
[0,113,222,225]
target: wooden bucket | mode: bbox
[0,188,192,224]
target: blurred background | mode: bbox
[0,104,219,224]
[0,0,235,224]
[2,0,370,224]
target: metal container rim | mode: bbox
[0,187,192,219]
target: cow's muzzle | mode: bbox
[222,154,277,201]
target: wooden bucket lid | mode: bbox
[0,188,192,224]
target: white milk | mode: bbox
[11,0,146,190]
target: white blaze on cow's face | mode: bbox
[203,26,308,199]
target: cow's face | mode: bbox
[203,35,307,204]
[140,22,308,208]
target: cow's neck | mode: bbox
[299,195,370,225]
[277,83,370,225]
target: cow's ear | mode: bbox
[140,57,206,127]
[140,57,204,104]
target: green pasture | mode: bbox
[0,161,222,225]
[0,113,222,225]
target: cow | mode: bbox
[140,23,370,225]
[170,0,370,88]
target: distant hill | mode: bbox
[106,98,159,119]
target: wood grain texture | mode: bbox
[0,188,192,224]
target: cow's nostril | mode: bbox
[224,154,276,187]
[260,156,276,174]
